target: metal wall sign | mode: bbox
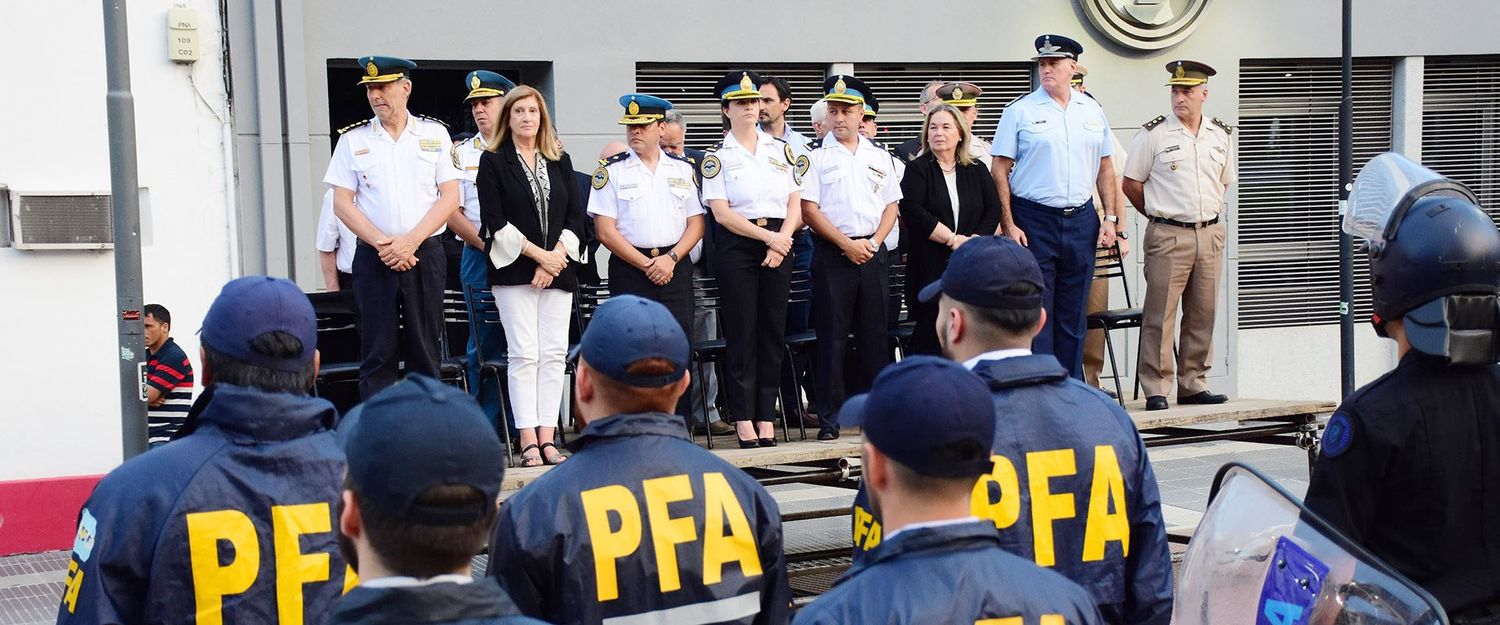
[1079,0,1212,51]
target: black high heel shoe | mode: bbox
[738,438,760,449]
[758,438,777,448]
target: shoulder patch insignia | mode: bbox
[591,166,609,190]
[337,119,371,135]
[416,113,450,128]
[1143,115,1167,130]
[1212,116,1234,134]
[794,154,810,185]
[701,154,722,179]
[1320,412,1354,459]
[450,143,462,170]
[784,143,797,165]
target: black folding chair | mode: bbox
[689,276,729,448]
[307,290,362,414]
[437,289,470,392]
[1087,243,1144,405]
[462,284,517,467]
[887,262,915,360]
[780,268,815,441]
[564,280,611,435]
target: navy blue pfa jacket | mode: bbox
[56,384,354,625]
[850,355,1172,625]
[487,412,791,625]
[797,521,1104,625]
[325,578,550,625]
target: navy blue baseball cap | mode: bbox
[918,236,1044,310]
[200,276,318,373]
[571,295,689,387]
[340,375,504,526]
[838,356,995,478]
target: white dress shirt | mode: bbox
[700,130,799,219]
[453,133,489,230]
[324,112,462,238]
[801,136,904,238]
[314,190,356,273]
[586,147,704,248]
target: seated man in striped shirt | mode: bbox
[143,303,195,446]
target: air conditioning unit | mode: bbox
[8,190,114,250]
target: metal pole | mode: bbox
[1338,0,1355,398]
[103,0,148,458]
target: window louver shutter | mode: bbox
[1236,58,1394,329]
[1422,56,1500,225]
[854,63,1033,149]
[635,63,828,149]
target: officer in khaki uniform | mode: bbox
[934,81,992,162]
[1122,60,1236,411]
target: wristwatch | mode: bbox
[1116,231,1130,240]
[1104,214,1119,224]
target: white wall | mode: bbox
[0,0,235,481]
[1237,325,1398,402]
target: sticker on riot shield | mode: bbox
[1256,536,1329,625]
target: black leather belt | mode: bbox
[750,217,785,229]
[634,246,673,258]
[1150,215,1220,229]
[356,234,444,250]
[1014,195,1090,217]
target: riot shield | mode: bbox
[1173,462,1448,625]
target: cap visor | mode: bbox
[824,94,865,105]
[465,88,504,101]
[722,90,761,101]
[1031,53,1075,61]
[946,99,978,107]
[1166,79,1208,87]
[917,278,945,303]
[619,116,663,125]
[358,74,405,85]
[836,394,871,427]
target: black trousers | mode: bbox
[715,224,792,422]
[811,237,890,426]
[608,253,695,338]
[352,237,446,399]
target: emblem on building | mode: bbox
[1078,0,1211,51]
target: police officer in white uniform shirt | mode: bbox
[701,70,804,448]
[587,93,706,338]
[989,35,1126,381]
[325,55,462,399]
[316,189,357,291]
[450,69,516,426]
[801,74,902,440]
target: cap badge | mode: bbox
[1175,63,1186,79]
[952,87,964,101]
[1039,40,1061,55]
[470,74,481,90]
[834,78,847,94]
[627,99,640,116]
[366,61,378,77]
[739,73,754,91]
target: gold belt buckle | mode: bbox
[754,217,768,227]
[649,248,661,258]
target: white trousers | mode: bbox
[493,285,573,429]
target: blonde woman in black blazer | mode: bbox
[899,104,1004,355]
[477,85,585,467]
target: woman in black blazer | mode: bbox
[899,104,1004,355]
[477,85,585,467]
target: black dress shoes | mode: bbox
[1178,390,1229,405]
[759,438,777,448]
[738,438,760,449]
[817,427,840,441]
[1145,396,1169,411]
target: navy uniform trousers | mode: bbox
[1011,195,1100,380]
[352,236,446,399]
[715,222,792,423]
[607,253,696,417]
[811,236,889,427]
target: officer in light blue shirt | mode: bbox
[989,34,1126,379]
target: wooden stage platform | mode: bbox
[499,397,1335,496]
